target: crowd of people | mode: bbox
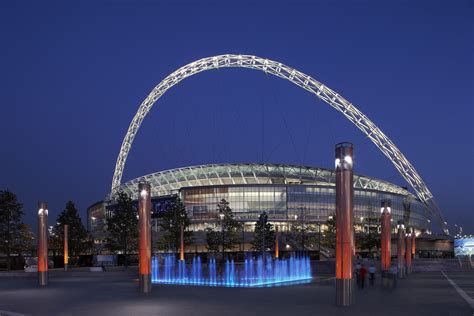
[354,261,398,289]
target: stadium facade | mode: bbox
[88,163,431,247]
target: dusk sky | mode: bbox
[0,1,472,233]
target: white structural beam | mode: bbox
[111,54,447,234]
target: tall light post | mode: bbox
[260,214,265,259]
[380,200,391,284]
[275,225,279,259]
[335,142,354,306]
[180,223,184,261]
[293,214,299,252]
[37,202,48,286]
[397,221,405,279]
[317,222,321,260]
[405,229,412,274]
[219,212,225,263]
[64,224,69,272]
[138,182,152,293]
[241,223,245,252]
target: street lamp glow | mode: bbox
[219,213,225,220]
[335,158,340,169]
[140,189,148,198]
[38,208,48,216]
[343,155,352,166]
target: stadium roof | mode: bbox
[106,163,415,201]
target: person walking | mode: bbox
[360,264,367,289]
[355,262,361,287]
[369,263,376,286]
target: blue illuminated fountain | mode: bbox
[151,254,312,287]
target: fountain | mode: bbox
[151,254,312,287]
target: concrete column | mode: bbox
[64,224,69,271]
[380,200,391,282]
[138,182,152,293]
[180,224,184,261]
[275,225,279,259]
[335,142,354,306]
[37,202,48,286]
[397,221,405,279]
[405,229,412,274]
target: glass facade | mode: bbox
[95,164,431,238]
[182,184,429,232]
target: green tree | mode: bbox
[252,211,275,253]
[0,190,24,270]
[158,197,193,252]
[286,207,317,251]
[356,207,380,258]
[52,201,91,256]
[217,199,241,252]
[107,192,138,262]
[15,223,35,256]
[321,213,336,250]
[205,228,221,253]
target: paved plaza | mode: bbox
[0,271,472,316]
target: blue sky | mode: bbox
[0,0,472,233]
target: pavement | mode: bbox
[0,271,472,316]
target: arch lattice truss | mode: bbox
[111,54,447,233]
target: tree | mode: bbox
[205,228,221,253]
[0,190,24,270]
[356,206,380,258]
[217,199,241,252]
[286,206,317,251]
[107,192,138,262]
[321,213,336,250]
[158,196,193,252]
[252,211,275,254]
[52,201,91,256]
[15,223,35,256]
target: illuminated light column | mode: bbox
[380,200,392,276]
[138,182,152,293]
[275,225,279,259]
[335,142,354,306]
[37,202,48,286]
[180,224,184,261]
[405,229,412,274]
[396,221,405,279]
[64,224,69,272]
[412,230,416,258]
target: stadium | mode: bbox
[87,54,449,256]
[88,162,431,250]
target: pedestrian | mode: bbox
[355,262,361,287]
[369,263,376,286]
[360,264,367,289]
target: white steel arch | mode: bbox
[111,54,447,233]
